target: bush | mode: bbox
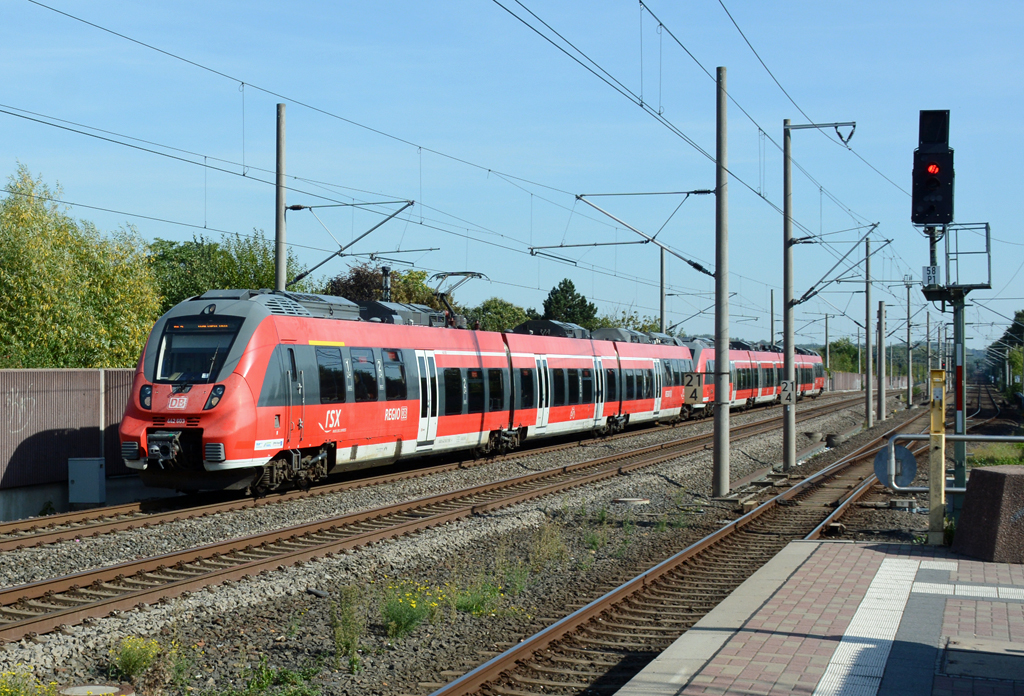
[455,581,503,615]
[108,636,161,682]
[380,580,445,639]
[0,668,58,696]
[530,521,567,570]
[330,586,365,673]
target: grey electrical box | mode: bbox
[68,457,106,504]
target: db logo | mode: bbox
[569,407,576,420]
[167,396,188,410]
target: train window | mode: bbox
[581,368,593,403]
[383,349,406,401]
[519,368,535,409]
[625,370,635,401]
[443,368,463,416]
[605,369,618,402]
[567,369,580,405]
[467,370,485,414]
[427,357,438,417]
[155,315,243,384]
[645,370,654,399]
[418,356,428,417]
[315,347,346,404]
[488,369,504,412]
[350,348,378,402]
[552,369,566,406]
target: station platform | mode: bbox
[616,541,1024,696]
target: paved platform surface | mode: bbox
[617,541,1024,696]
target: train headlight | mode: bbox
[204,385,226,410]
[140,384,152,410]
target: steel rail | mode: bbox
[808,383,1000,539]
[0,395,863,643]
[0,395,861,552]
[428,411,931,696]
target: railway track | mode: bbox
[0,394,861,643]
[0,393,859,553]
[426,388,995,696]
[816,382,1003,538]
[426,411,929,696]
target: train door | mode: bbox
[535,356,550,432]
[285,347,304,445]
[593,357,604,423]
[415,350,439,451]
[652,358,662,416]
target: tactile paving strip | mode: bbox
[811,558,920,696]
[912,582,1024,601]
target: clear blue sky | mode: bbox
[3,0,1021,349]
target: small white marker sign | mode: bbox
[781,380,796,405]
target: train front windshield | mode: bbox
[155,317,243,384]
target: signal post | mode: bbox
[928,369,947,545]
[914,110,991,519]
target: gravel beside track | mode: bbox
[0,394,856,591]
[0,392,904,693]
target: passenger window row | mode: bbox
[312,352,726,413]
[314,346,408,405]
[443,367,507,416]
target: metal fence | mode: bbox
[1,369,134,490]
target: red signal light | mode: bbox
[926,162,940,175]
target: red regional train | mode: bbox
[119,290,824,493]
[682,339,825,417]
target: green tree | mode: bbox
[1008,346,1023,393]
[471,297,529,332]
[150,236,230,313]
[0,165,161,367]
[542,278,599,329]
[987,309,1024,394]
[150,230,313,313]
[392,269,443,310]
[591,309,660,333]
[822,337,859,374]
[324,263,445,311]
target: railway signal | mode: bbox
[912,149,954,224]
[911,110,954,225]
